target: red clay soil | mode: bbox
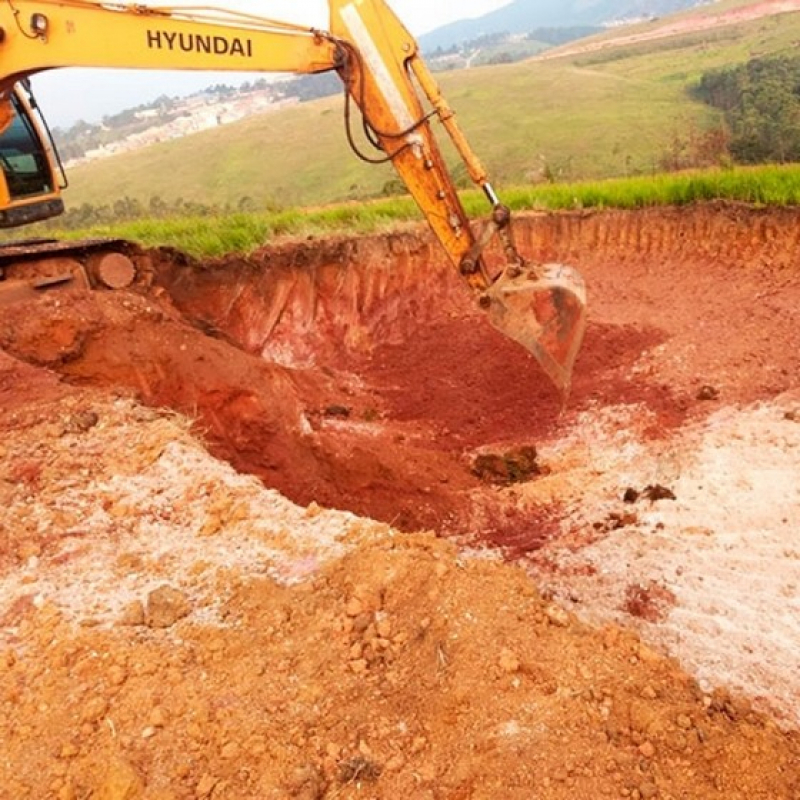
[2,202,800,799]
[1,203,798,545]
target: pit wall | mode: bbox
[514,203,800,271]
[157,202,800,366]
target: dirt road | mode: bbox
[539,0,800,60]
[1,202,799,798]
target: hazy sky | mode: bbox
[31,0,511,128]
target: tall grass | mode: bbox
[55,164,800,258]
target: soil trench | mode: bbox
[1,202,800,797]
[8,202,795,539]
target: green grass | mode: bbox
[55,7,800,213]
[51,164,800,258]
[27,3,800,258]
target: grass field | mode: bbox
[52,164,800,257]
[54,5,800,215]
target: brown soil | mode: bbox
[1,202,800,798]
[540,0,800,61]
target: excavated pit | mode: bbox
[6,203,797,546]
[2,202,800,796]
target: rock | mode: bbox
[80,695,108,724]
[324,405,351,419]
[95,758,145,800]
[498,648,521,674]
[145,586,191,628]
[641,484,676,502]
[194,774,217,798]
[695,385,719,401]
[63,410,100,435]
[623,582,676,623]
[118,601,145,627]
[676,714,693,730]
[471,446,543,485]
[638,741,656,759]
[639,781,659,798]
[545,604,571,628]
[286,764,327,799]
[623,487,640,503]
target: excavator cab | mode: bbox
[0,83,64,228]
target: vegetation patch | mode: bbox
[693,55,800,164]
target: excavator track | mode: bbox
[0,238,150,304]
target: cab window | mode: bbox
[0,93,53,199]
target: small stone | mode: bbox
[638,741,656,759]
[59,743,79,759]
[695,385,719,401]
[676,714,693,730]
[324,405,351,419]
[95,758,144,800]
[639,782,659,799]
[118,601,145,627]
[195,774,217,798]
[623,487,640,503]
[63,411,100,434]
[145,586,191,629]
[108,666,128,686]
[545,604,570,627]
[498,648,520,674]
[641,484,676,502]
[384,753,405,772]
[80,696,108,724]
[220,741,240,760]
[286,764,327,799]
[345,597,364,618]
[149,707,167,728]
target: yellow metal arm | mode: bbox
[0,0,588,393]
[0,0,341,91]
[0,0,484,279]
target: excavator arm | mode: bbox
[0,0,586,393]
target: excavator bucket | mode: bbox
[485,263,587,397]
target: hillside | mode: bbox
[418,0,711,51]
[56,0,800,216]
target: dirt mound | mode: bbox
[1,378,798,799]
[1,202,799,796]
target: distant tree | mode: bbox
[525,26,600,46]
[286,72,342,102]
[487,52,514,65]
[693,56,800,164]
[149,195,168,217]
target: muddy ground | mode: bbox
[1,202,799,798]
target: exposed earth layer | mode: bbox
[1,202,799,798]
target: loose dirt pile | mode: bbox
[1,202,799,797]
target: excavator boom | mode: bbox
[0,0,586,394]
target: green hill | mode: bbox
[59,2,800,214]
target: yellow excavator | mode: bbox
[0,0,586,393]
